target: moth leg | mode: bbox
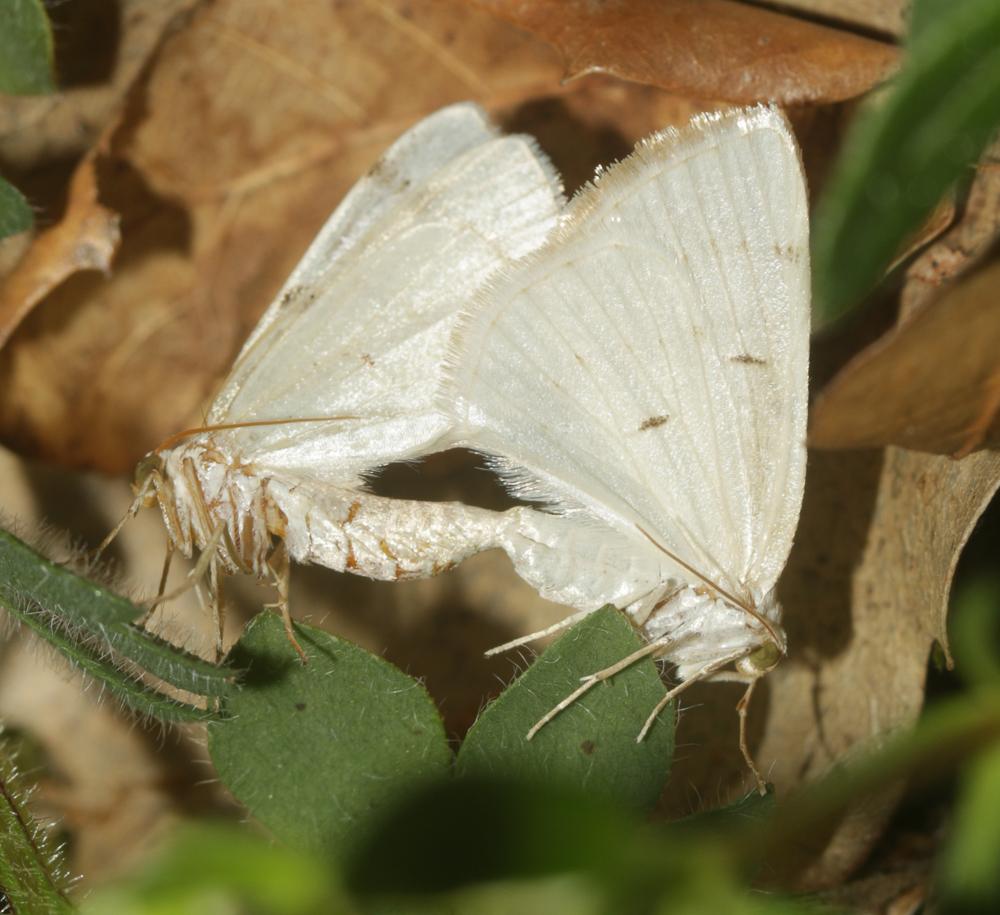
[485,606,596,657]
[208,558,225,662]
[526,635,674,740]
[147,525,224,610]
[737,677,768,796]
[636,647,754,742]
[265,540,306,664]
[137,541,174,628]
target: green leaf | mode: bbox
[675,787,775,837]
[456,606,674,811]
[939,739,1000,909]
[208,613,452,854]
[0,0,55,94]
[812,0,1000,320]
[0,744,74,915]
[80,821,344,915]
[9,594,214,722]
[347,776,649,897]
[0,176,33,238]
[0,528,234,699]
[949,575,1000,685]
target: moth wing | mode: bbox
[443,107,810,599]
[208,103,563,482]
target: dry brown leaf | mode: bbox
[759,0,909,37]
[0,149,120,350]
[0,0,567,472]
[760,447,1000,887]
[474,0,898,104]
[808,261,1000,455]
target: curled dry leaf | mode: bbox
[810,156,1000,456]
[474,0,898,104]
[763,1,909,38]
[808,261,1000,455]
[0,0,565,472]
[0,148,120,351]
[759,446,1000,888]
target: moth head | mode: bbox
[133,452,166,507]
[741,639,783,675]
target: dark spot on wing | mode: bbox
[639,415,669,431]
[773,243,800,262]
[731,354,768,366]
[367,155,411,191]
[279,284,319,312]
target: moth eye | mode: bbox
[747,641,782,673]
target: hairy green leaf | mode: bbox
[457,606,674,811]
[8,595,213,722]
[0,745,73,915]
[0,529,234,699]
[208,614,452,854]
[0,0,55,94]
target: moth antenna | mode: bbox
[94,474,155,559]
[634,524,785,652]
[151,414,362,453]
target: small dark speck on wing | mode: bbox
[731,354,768,366]
[639,415,669,431]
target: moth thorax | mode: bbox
[642,583,786,680]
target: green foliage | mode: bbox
[207,613,453,854]
[0,0,55,94]
[0,743,73,915]
[949,575,1000,685]
[812,0,1000,320]
[0,528,234,721]
[939,740,1000,911]
[457,606,674,811]
[0,176,33,238]
[79,822,345,915]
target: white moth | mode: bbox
[118,102,809,786]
